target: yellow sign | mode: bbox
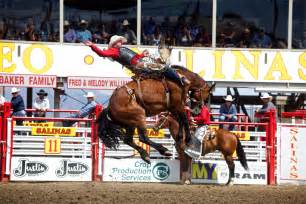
[232,131,251,141]
[24,121,54,127]
[134,128,164,138]
[32,127,76,136]
[44,137,61,154]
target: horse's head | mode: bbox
[192,82,216,102]
[158,44,172,64]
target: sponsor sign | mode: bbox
[31,127,76,136]
[232,131,251,141]
[44,137,61,154]
[0,73,56,87]
[10,157,92,181]
[24,121,54,127]
[1,42,306,83]
[103,158,180,183]
[191,160,267,185]
[134,128,165,138]
[67,76,131,90]
[278,125,306,184]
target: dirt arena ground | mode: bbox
[0,182,306,204]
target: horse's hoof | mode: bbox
[142,156,151,164]
[163,150,172,157]
[184,179,191,185]
[226,180,234,186]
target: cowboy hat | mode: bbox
[122,19,130,26]
[79,19,88,25]
[11,87,20,94]
[224,95,234,102]
[260,92,272,99]
[37,89,48,96]
[64,20,70,26]
[84,92,95,98]
[108,35,127,48]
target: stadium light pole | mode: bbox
[60,0,64,43]
[137,0,141,46]
[287,0,293,49]
[212,0,217,48]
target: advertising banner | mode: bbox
[1,42,305,83]
[278,125,306,184]
[31,127,76,136]
[191,160,267,185]
[0,73,56,87]
[67,76,132,90]
[10,157,92,181]
[103,158,180,183]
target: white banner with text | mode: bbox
[191,160,267,185]
[10,157,92,181]
[1,42,306,83]
[103,158,180,183]
[278,125,306,185]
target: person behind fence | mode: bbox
[11,87,26,126]
[256,93,276,114]
[83,35,189,87]
[63,92,97,127]
[219,95,238,131]
[33,89,50,117]
[184,89,210,158]
[0,94,5,106]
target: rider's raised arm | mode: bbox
[89,44,119,58]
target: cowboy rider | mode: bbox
[83,35,189,87]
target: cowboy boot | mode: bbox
[163,67,187,87]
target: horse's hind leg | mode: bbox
[225,155,235,186]
[123,127,151,164]
[138,127,172,157]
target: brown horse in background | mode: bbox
[97,65,214,164]
[153,113,249,185]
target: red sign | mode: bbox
[0,73,56,88]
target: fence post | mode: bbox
[266,110,276,185]
[92,105,103,181]
[0,102,11,181]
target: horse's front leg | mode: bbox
[138,127,172,156]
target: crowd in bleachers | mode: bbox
[0,15,305,49]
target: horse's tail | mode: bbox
[235,135,249,171]
[96,108,124,150]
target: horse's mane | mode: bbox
[171,65,206,84]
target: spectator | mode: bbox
[121,19,137,44]
[63,92,97,127]
[193,27,211,47]
[238,28,252,48]
[219,95,238,131]
[177,25,192,46]
[256,93,276,114]
[64,20,77,43]
[251,27,272,48]
[151,26,162,46]
[24,23,37,41]
[255,93,277,132]
[76,19,92,42]
[302,31,306,48]
[185,89,210,158]
[11,87,26,126]
[33,89,50,117]
[0,94,5,106]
